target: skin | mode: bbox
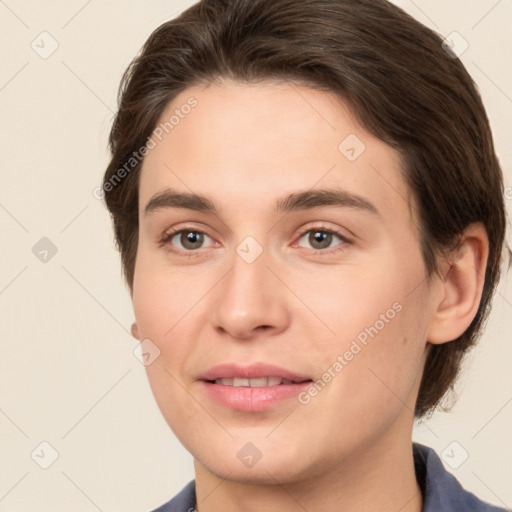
[130,79,488,512]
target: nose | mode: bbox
[210,246,291,340]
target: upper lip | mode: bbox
[198,363,312,382]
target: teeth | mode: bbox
[214,377,292,387]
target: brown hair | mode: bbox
[102,0,507,418]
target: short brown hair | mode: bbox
[103,0,507,418]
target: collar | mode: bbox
[413,442,506,511]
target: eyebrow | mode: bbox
[143,187,380,218]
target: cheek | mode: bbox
[131,251,205,386]
[349,303,426,418]
[303,318,425,450]
[132,249,190,339]
[132,261,196,429]
[297,262,428,417]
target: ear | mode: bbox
[427,223,489,345]
[131,322,140,340]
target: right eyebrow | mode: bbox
[144,188,219,216]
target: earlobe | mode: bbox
[427,223,489,345]
[131,322,140,340]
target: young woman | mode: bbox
[102,0,508,510]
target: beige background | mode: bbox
[0,1,511,511]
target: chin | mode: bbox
[191,436,318,483]
[198,455,302,485]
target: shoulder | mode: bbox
[413,442,508,512]
[149,480,196,512]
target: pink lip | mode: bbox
[199,381,312,412]
[198,362,311,382]
[197,363,313,412]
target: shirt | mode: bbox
[150,442,508,511]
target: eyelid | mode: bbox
[294,222,353,243]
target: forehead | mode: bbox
[138,79,414,226]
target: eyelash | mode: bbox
[158,224,351,257]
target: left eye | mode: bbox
[296,229,347,251]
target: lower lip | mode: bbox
[199,380,312,412]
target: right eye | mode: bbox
[160,228,217,253]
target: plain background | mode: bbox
[0,1,511,511]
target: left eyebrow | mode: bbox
[274,188,381,217]
[143,187,381,218]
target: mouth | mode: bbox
[207,377,312,387]
[198,363,314,412]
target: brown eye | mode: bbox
[164,229,214,251]
[296,228,349,253]
[308,231,333,250]
[179,231,204,250]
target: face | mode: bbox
[132,80,434,484]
